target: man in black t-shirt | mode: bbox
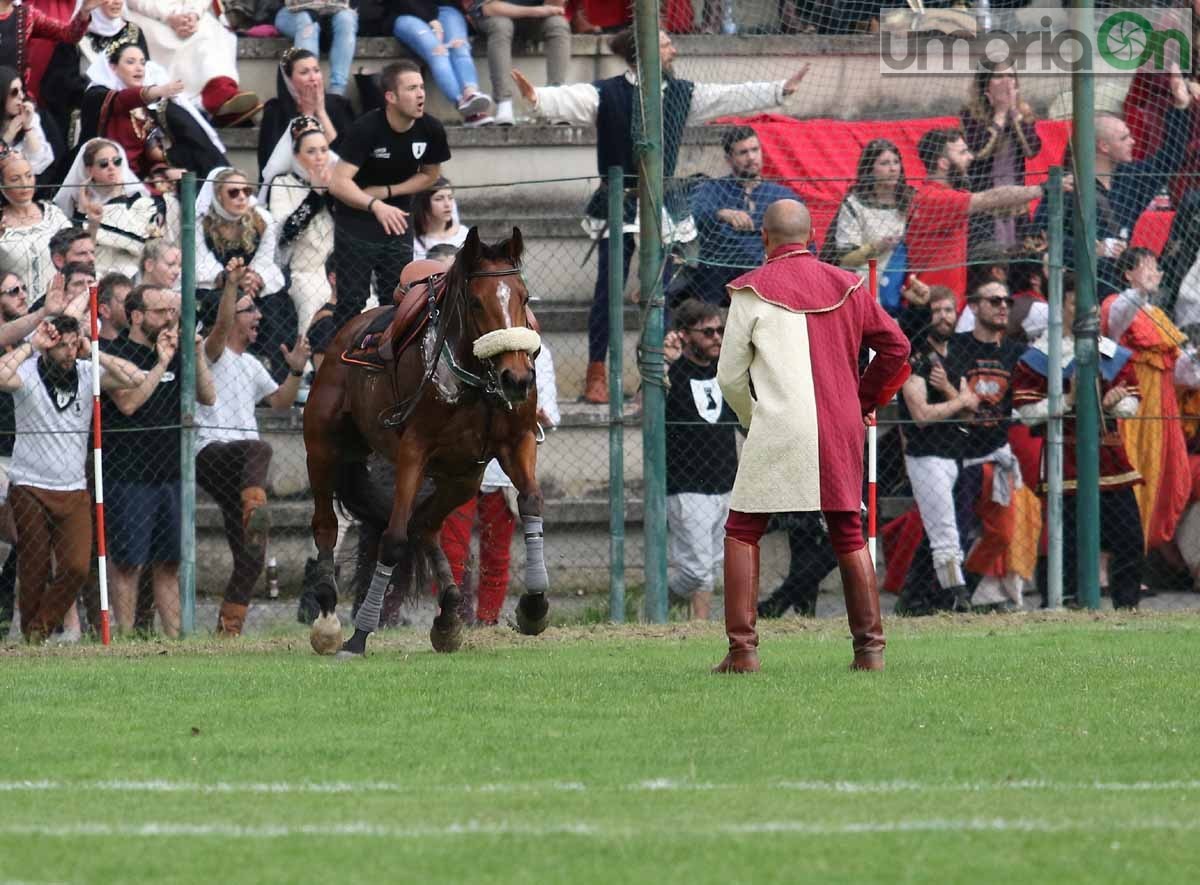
[663,299,738,621]
[100,284,216,637]
[329,59,452,330]
[941,281,1026,610]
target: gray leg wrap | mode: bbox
[522,515,549,593]
[354,563,394,634]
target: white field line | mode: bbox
[0,818,1198,840]
[2,778,1200,796]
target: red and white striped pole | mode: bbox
[866,259,879,566]
[89,284,111,646]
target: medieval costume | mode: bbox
[256,55,353,176]
[39,0,149,142]
[262,119,337,335]
[715,245,910,672]
[54,139,160,278]
[1012,334,1144,608]
[78,50,227,177]
[1101,288,1198,550]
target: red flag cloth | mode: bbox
[718,114,1073,251]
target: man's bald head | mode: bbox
[762,200,811,252]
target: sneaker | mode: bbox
[494,100,514,126]
[457,92,494,117]
[462,113,494,128]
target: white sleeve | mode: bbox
[525,83,600,125]
[1109,395,1140,418]
[834,201,861,250]
[194,229,224,289]
[1016,399,1049,425]
[95,197,160,262]
[22,116,55,175]
[535,346,560,427]
[686,81,786,125]
[1175,351,1200,388]
[251,209,287,295]
[1106,288,1144,342]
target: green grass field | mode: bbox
[3,613,1199,884]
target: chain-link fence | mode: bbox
[11,6,1200,643]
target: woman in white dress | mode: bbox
[412,177,469,261]
[0,154,72,307]
[263,116,335,338]
[54,138,161,279]
[123,0,259,125]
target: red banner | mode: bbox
[720,114,1073,250]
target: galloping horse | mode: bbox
[302,227,550,657]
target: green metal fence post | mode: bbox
[179,172,198,635]
[1046,167,1065,610]
[607,166,626,623]
[1071,1,1102,609]
[635,0,668,624]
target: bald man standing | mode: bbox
[714,201,911,673]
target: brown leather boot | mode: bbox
[582,361,608,404]
[713,537,760,673]
[216,601,248,637]
[838,546,885,671]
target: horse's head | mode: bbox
[452,226,539,405]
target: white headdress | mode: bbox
[74,0,126,38]
[197,166,259,221]
[84,52,227,159]
[53,138,146,218]
[257,116,340,202]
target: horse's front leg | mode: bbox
[338,439,426,658]
[498,431,550,635]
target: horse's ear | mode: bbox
[507,227,524,265]
[460,226,482,267]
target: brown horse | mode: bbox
[302,227,549,657]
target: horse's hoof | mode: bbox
[430,614,464,653]
[515,592,550,636]
[309,612,343,656]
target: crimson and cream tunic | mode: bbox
[717,245,910,514]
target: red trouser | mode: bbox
[440,491,517,622]
[726,508,865,555]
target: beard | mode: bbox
[947,167,970,191]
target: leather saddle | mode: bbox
[341,272,448,371]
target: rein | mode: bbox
[378,263,527,430]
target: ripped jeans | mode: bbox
[392,8,482,107]
[274,7,359,95]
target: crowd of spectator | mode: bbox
[3,1,1200,642]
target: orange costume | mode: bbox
[1100,293,1191,549]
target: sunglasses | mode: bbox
[975,296,1014,308]
[224,186,254,199]
[8,86,21,98]
[92,156,124,170]
[0,283,25,296]
[688,325,725,338]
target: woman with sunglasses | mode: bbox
[195,168,289,376]
[0,69,54,182]
[0,154,72,306]
[264,118,335,339]
[54,138,161,279]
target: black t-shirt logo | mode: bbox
[412,142,427,159]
